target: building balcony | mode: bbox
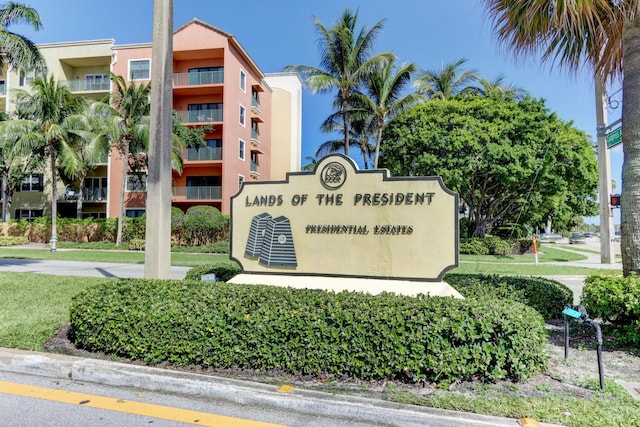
[250,161,260,178]
[172,185,222,201]
[58,187,107,202]
[251,97,261,114]
[250,129,260,146]
[64,79,110,93]
[173,70,224,87]
[185,146,222,161]
[176,108,223,125]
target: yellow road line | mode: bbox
[0,381,286,427]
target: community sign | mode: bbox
[230,155,459,282]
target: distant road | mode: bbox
[0,258,190,280]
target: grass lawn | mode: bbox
[0,248,633,427]
[0,272,110,350]
[0,247,229,267]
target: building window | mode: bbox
[19,174,43,192]
[188,67,223,85]
[126,173,147,192]
[129,59,150,80]
[84,74,109,90]
[0,80,5,96]
[83,177,108,201]
[239,139,245,161]
[238,175,245,191]
[19,70,36,86]
[239,104,246,127]
[240,70,246,92]
[125,209,146,218]
[16,208,43,221]
[187,103,223,122]
[186,176,222,200]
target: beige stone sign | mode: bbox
[230,155,458,282]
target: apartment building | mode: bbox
[1,19,301,220]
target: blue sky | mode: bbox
[15,0,622,225]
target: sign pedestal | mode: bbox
[228,274,463,298]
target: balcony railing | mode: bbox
[84,188,107,201]
[186,146,222,161]
[251,97,260,112]
[172,186,222,200]
[173,70,224,86]
[251,129,260,143]
[64,79,110,92]
[176,108,223,124]
[0,83,5,96]
[250,161,259,173]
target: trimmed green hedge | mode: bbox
[184,263,241,282]
[69,279,548,384]
[0,236,29,246]
[445,274,573,320]
[582,274,640,346]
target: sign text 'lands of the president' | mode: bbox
[230,155,459,282]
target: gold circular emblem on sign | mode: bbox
[320,162,347,190]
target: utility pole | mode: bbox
[145,0,173,278]
[595,76,615,264]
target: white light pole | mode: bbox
[595,76,615,264]
[145,0,173,278]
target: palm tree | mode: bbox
[476,74,528,100]
[107,74,151,246]
[358,59,424,168]
[0,76,83,249]
[60,101,113,218]
[480,1,640,276]
[319,112,372,168]
[413,58,479,100]
[285,9,393,157]
[0,2,46,73]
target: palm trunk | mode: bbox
[342,97,350,157]
[76,174,86,219]
[49,147,58,251]
[621,17,640,276]
[115,144,129,246]
[374,123,383,169]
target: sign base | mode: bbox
[227,274,463,298]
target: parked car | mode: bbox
[614,231,621,242]
[583,232,594,238]
[569,232,586,244]
[537,233,562,242]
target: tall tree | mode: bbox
[0,2,46,73]
[480,1,639,275]
[413,58,479,100]
[285,9,393,157]
[380,96,598,237]
[358,59,424,168]
[60,100,113,218]
[107,73,151,247]
[0,76,83,248]
[475,74,528,100]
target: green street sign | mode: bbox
[606,126,622,148]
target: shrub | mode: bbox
[582,275,640,346]
[69,280,548,384]
[0,236,29,246]
[459,238,489,255]
[483,236,512,255]
[129,238,145,251]
[184,262,241,282]
[445,274,573,320]
[182,206,227,245]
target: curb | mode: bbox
[0,347,565,427]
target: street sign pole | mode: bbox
[595,77,615,264]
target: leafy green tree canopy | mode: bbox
[380,95,598,237]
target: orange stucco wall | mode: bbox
[109,20,272,216]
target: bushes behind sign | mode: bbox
[69,279,547,384]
